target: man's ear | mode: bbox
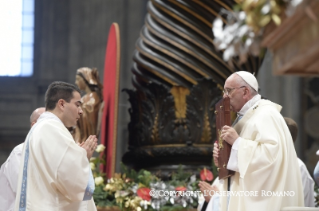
[57,99,65,110]
[244,87,250,96]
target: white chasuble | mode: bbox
[220,100,304,211]
[14,112,96,211]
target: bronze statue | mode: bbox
[74,67,103,143]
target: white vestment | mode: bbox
[0,143,23,211]
[219,99,304,211]
[14,112,97,211]
[298,158,315,207]
[198,159,314,210]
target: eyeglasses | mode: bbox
[223,86,246,96]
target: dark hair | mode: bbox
[45,81,81,110]
[284,117,298,143]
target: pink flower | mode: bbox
[200,168,213,181]
[137,187,151,201]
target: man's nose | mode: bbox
[223,93,228,98]
[79,107,83,115]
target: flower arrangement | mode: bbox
[212,0,303,64]
[315,184,319,207]
[90,144,118,208]
[90,144,216,211]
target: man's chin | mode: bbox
[65,123,76,128]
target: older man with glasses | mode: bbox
[200,71,304,211]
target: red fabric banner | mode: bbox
[100,23,120,178]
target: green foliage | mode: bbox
[90,154,106,178]
[169,165,192,187]
[172,165,192,181]
[137,170,154,187]
[93,185,116,207]
[120,163,157,187]
[160,205,190,211]
[315,183,319,207]
[120,163,137,180]
[211,158,218,183]
[93,160,209,210]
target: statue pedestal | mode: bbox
[262,0,319,76]
[123,80,221,179]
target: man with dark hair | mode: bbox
[45,81,82,111]
[14,81,98,211]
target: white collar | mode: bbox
[237,94,261,116]
[37,111,63,125]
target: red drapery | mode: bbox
[100,23,120,178]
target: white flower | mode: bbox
[95,176,104,186]
[95,144,106,153]
[90,162,95,170]
[136,207,142,211]
[90,157,96,162]
[104,184,112,191]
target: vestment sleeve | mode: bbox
[227,137,241,172]
[298,159,315,207]
[5,144,23,194]
[238,110,283,179]
[32,121,90,202]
